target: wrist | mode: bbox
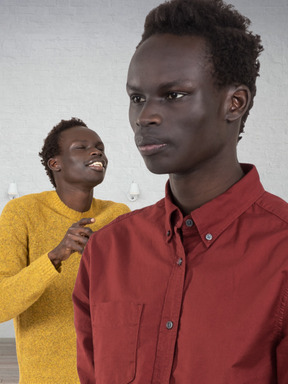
[48,252,61,270]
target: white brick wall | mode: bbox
[0,0,287,337]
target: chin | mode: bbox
[144,162,171,175]
[90,176,105,187]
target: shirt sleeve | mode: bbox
[277,343,288,383]
[0,200,60,323]
[276,283,288,383]
[73,242,95,384]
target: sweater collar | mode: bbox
[49,191,98,221]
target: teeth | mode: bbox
[89,162,103,167]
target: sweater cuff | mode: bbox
[31,253,62,283]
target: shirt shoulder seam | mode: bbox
[255,194,288,225]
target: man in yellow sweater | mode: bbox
[0,117,130,383]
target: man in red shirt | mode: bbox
[73,0,288,383]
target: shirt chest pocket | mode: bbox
[91,301,143,384]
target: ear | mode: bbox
[47,157,61,172]
[225,85,251,123]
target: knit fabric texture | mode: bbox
[0,191,130,383]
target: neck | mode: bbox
[169,162,244,215]
[56,187,94,212]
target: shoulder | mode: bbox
[90,199,131,230]
[0,192,55,230]
[93,199,131,214]
[1,191,54,214]
[256,191,288,225]
[91,198,165,237]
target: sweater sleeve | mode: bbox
[0,199,60,322]
[73,242,95,384]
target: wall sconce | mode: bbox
[8,182,19,200]
[128,181,140,202]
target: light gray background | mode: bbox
[0,0,287,337]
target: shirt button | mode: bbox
[166,321,174,330]
[205,233,213,241]
[185,218,194,227]
[177,258,183,266]
[167,230,171,236]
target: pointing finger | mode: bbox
[72,218,95,227]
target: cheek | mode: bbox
[129,103,143,130]
[128,109,137,132]
[66,158,84,172]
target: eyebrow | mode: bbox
[126,83,139,92]
[72,139,104,145]
[127,79,195,92]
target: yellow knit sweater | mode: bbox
[0,191,130,383]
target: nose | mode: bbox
[136,102,162,128]
[90,149,103,157]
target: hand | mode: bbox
[48,218,95,268]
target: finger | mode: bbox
[79,229,93,238]
[71,218,95,228]
[67,233,90,247]
[66,239,89,255]
[69,227,93,238]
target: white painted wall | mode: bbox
[0,0,287,337]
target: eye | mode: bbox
[130,95,145,104]
[74,145,86,150]
[166,92,186,100]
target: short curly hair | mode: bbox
[39,117,88,188]
[138,0,264,137]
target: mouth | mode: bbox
[136,138,168,156]
[87,160,106,171]
[138,143,167,155]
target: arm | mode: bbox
[276,282,288,383]
[276,338,288,383]
[73,241,95,384]
[0,199,94,322]
[0,200,59,322]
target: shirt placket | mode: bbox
[152,224,186,384]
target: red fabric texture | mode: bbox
[73,164,288,384]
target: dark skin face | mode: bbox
[127,34,250,214]
[47,125,108,267]
[48,126,108,212]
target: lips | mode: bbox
[135,136,168,156]
[138,143,167,154]
[86,159,106,171]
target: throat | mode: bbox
[169,166,244,215]
[56,188,93,212]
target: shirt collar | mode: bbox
[164,164,265,247]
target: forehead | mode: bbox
[127,34,211,88]
[60,126,102,145]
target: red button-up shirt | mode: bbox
[73,164,288,384]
